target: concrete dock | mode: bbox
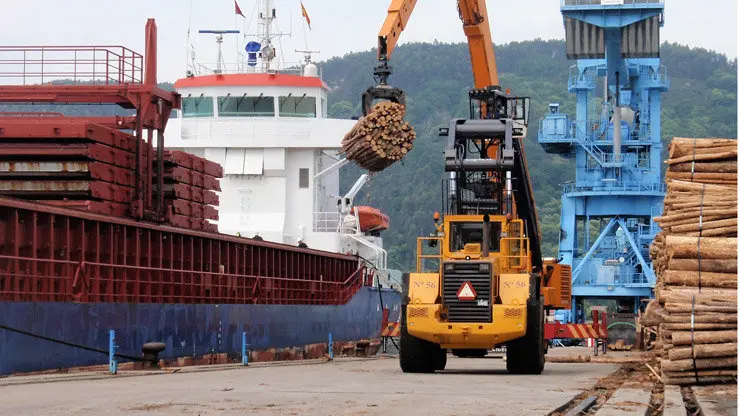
[0,355,616,416]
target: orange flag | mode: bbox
[300,1,311,30]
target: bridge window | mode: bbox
[279,95,316,118]
[182,96,214,118]
[218,95,275,117]
[449,222,501,252]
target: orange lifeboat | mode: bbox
[354,206,390,232]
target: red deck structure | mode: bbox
[0,19,178,222]
[0,19,370,307]
[0,195,367,305]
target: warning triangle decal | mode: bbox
[457,281,477,301]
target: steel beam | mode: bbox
[572,217,617,283]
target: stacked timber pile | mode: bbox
[608,339,634,351]
[643,137,738,386]
[160,150,222,233]
[341,101,416,172]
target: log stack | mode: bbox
[341,101,416,172]
[608,339,634,351]
[644,137,738,386]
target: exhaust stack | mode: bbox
[482,214,490,258]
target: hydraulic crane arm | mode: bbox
[457,0,499,88]
[376,0,418,80]
[372,0,500,90]
[370,0,544,268]
[363,0,419,115]
[365,0,502,114]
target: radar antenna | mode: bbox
[198,29,240,74]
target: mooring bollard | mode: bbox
[328,332,334,361]
[109,329,118,375]
[242,331,249,366]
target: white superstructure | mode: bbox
[164,0,397,287]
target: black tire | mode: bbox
[451,349,488,358]
[398,273,446,373]
[506,296,545,374]
[433,348,447,371]
[399,305,445,373]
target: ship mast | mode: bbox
[257,0,281,72]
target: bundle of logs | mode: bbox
[608,339,634,351]
[641,137,737,386]
[341,101,416,172]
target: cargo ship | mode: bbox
[0,1,401,376]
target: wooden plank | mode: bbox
[594,388,651,416]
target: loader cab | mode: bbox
[442,215,505,262]
[448,220,502,253]
[421,215,532,274]
[468,87,530,135]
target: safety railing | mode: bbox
[0,46,144,85]
[562,0,664,6]
[574,270,652,287]
[563,182,666,194]
[500,237,531,272]
[313,211,341,232]
[416,237,443,273]
[538,115,572,141]
[637,222,661,238]
[568,65,596,90]
[640,64,669,89]
[572,119,610,164]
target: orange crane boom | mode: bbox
[374,0,499,89]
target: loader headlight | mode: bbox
[479,263,490,272]
[445,263,454,271]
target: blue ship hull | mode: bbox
[0,287,401,375]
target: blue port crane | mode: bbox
[538,0,669,322]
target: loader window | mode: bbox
[449,222,501,252]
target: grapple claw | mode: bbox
[362,84,406,116]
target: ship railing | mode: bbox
[0,46,143,85]
[194,61,321,78]
[313,212,341,232]
[0,253,367,305]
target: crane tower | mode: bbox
[538,0,668,323]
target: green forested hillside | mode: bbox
[322,40,737,270]
[1,40,734,271]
